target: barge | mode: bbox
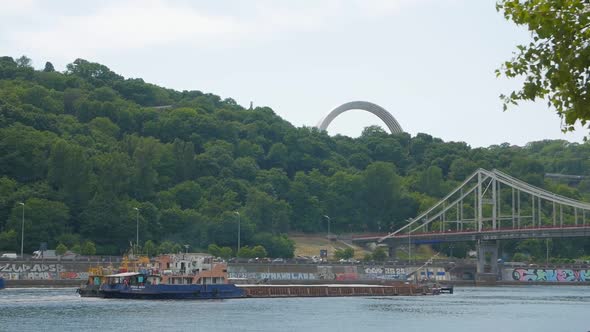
[79,253,443,299]
[238,283,434,297]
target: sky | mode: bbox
[1,0,588,147]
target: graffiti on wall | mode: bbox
[0,263,62,273]
[228,272,317,280]
[0,263,88,280]
[512,269,590,282]
[363,267,407,280]
[59,272,89,280]
[334,266,358,281]
[318,266,335,280]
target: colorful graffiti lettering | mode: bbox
[59,272,89,280]
[335,273,359,281]
[512,269,589,282]
[228,272,318,280]
[0,263,92,280]
[0,263,63,273]
[363,267,408,280]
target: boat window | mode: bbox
[138,276,144,283]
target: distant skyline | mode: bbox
[1,0,587,147]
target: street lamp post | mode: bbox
[407,218,413,264]
[408,231,411,264]
[323,215,331,238]
[134,208,140,254]
[19,202,24,259]
[234,211,241,253]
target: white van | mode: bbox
[1,253,17,259]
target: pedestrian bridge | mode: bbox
[353,224,590,245]
[352,168,590,281]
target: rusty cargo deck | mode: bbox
[237,284,434,298]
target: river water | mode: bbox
[0,286,588,332]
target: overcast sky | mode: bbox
[1,0,587,147]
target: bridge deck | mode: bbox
[353,224,590,244]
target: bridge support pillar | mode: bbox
[476,240,499,285]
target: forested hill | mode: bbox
[1,56,590,257]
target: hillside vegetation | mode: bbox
[1,56,590,259]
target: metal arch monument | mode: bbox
[316,101,404,134]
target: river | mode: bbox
[0,286,588,331]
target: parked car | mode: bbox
[271,258,285,264]
[295,256,311,263]
[339,258,359,264]
[33,250,57,259]
[1,253,17,259]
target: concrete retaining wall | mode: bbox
[228,264,449,282]
[0,259,117,281]
[0,260,451,283]
[501,267,590,283]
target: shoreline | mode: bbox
[4,280,82,288]
[4,279,590,288]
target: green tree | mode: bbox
[219,246,233,259]
[0,230,17,251]
[144,240,157,257]
[8,198,70,252]
[497,0,590,132]
[43,62,55,72]
[71,243,81,254]
[47,139,92,213]
[251,245,267,258]
[237,246,254,258]
[512,252,529,262]
[334,248,354,260]
[252,233,295,258]
[243,189,291,234]
[66,58,123,85]
[362,162,403,231]
[15,55,32,68]
[81,240,96,255]
[0,56,18,79]
[158,241,177,254]
[266,143,288,168]
[56,234,81,248]
[208,244,221,257]
[372,247,387,262]
[414,166,445,197]
[55,243,68,256]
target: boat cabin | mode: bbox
[104,272,161,287]
[161,263,229,285]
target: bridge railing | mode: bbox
[379,168,590,242]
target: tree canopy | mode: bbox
[497,0,590,134]
[0,55,589,260]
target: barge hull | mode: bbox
[99,284,246,300]
[239,284,433,298]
